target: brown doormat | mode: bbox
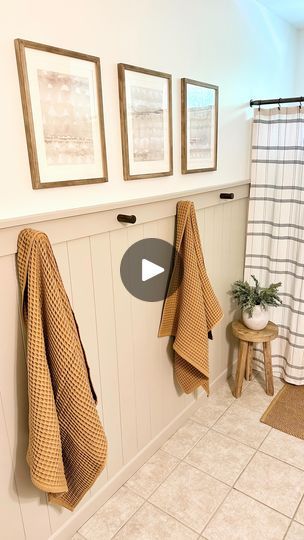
[261,383,304,440]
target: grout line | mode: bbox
[129,447,182,488]
[183,453,250,489]
[191,400,237,431]
[258,447,304,475]
[77,375,293,539]
[73,533,86,540]
[233,485,293,520]
[146,385,260,536]
[111,453,184,538]
[162,430,210,462]
[78,484,146,539]
[283,520,293,539]
[110,496,147,539]
[160,411,219,457]
[290,492,304,523]
[198,399,266,536]
[197,487,233,535]
[112,419,237,539]
[210,423,270,451]
[201,417,299,534]
[199,412,304,536]
[198,380,289,536]
[283,519,304,540]
[147,499,201,535]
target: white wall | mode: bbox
[295,29,304,93]
[0,0,297,220]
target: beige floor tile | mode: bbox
[295,497,304,525]
[78,486,144,540]
[191,392,234,428]
[227,373,251,395]
[237,381,274,414]
[235,452,304,517]
[212,378,238,400]
[254,371,285,393]
[203,489,289,540]
[72,534,86,540]
[185,429,255,486]
[260,429,304,470]
[285,522,304,540]
[162,420,208,459]
[213,402,271,448]
[125,449,179,498]
[149,461,229,533]
[114,502,199,539]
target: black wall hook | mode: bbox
[220,193,234,200]
[117,214,137,224]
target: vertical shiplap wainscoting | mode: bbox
[0,183,249,540]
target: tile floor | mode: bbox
[74,372,304,540]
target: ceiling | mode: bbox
[257,0,304,29]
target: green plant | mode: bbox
[231,275,282,317]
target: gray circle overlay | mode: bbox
[120,238,183,302]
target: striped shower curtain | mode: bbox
[245,106,304,384]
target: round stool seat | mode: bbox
[232,320,278,343]
[231,320,278,398]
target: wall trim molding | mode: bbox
[0,179,249,231]
[0,182,249,257]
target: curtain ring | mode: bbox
[299,100,302,111]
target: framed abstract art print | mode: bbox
[118,63,173,180]
[15,39,108,188]
[181,78,218,174]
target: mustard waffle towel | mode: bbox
[158,201,223,394]
[17,229,107,510]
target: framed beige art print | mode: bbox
[118,63,173,180]
[15,39,108,189]
[181,78,218,174]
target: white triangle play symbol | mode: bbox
[142,258,165,282]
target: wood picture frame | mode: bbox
[118,63,173,180]
[15,39,108,189]
[181,78,218,174]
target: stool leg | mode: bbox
[263,341,274,396]
[234,340,248,398]
[246,342,253,381]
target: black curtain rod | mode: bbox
[250,96,304,107]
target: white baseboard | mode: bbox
[49,365,233,540]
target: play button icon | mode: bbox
[120,238,183,302]
[142,259,164,282]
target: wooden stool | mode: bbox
[232,320,278,398]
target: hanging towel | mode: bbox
[17,229,107,510]
[158,201,223,394]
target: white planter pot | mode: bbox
[242,305,269,330]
